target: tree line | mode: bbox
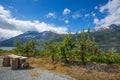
[13,29,120,64]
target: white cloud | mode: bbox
[0,28,22,39]
[91,12,96,17]
[64,20,69,24]
[94,18,99,24]
[72,12,81,19]
[0,5,11,18]
[95,0,120,29]
[94,6,98,10]
[63,8,71,15]
[45,12,56,18]
[100,0,120,13]
[0,5,68,39]
[85,14,90,17]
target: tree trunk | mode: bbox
[81,44,86,65]
[11,58,19,70]
[2,56,10,66]
[51,54,54,63]
[81,52,86,65]
[33,50,36,57]
[64,53,68,63]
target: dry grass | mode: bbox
[68,66,120,80]
[0,52,12,56]
[1,53,120,80]
[27,57,120,80]
[27,57,69,73]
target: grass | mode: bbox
[0,52,12,57]
[27,57,120,80]
[1,53,120,80]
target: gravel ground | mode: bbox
[0,58,75,80]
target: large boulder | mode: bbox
[21,62,29,69]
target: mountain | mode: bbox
[0,31,62,46]
[0,24,120,52]
[91,24,120,46]
[95,24,120,31]
[0,37,6,41]
[109,24,120,31]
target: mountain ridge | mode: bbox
[0,31,61,46]
[0,24,120,48]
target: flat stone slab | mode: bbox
[8,54,28,59]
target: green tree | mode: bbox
[76,30,86,65]
[29,39,37,57]
[75,28,98,65]
[43,41,58,63]
[14,39,22,55]
[59,33,75,63]
[22,42,31,57]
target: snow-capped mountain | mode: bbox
[0,24,120,47]
[109,24,120,31]
[0,31,61,46]
[95,24,120,31]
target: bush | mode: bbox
[90,53,120,64]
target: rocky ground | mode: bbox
[0,57,75,80]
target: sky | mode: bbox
[0,0,120,39]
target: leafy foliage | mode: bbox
[13,39,37,57]
[59,33,75,63]
[12,29,120,64]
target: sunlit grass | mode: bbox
[27,57,120,80]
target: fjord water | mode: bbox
[0,47,15,50]
[99,46,120,53]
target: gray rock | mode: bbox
[0,58,75,80]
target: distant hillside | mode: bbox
[92,24,120,46]
[0,31,63,46]
[0,24,120,52]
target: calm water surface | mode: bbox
[0,47,15,50]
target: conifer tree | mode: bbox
[14,39,22,55]
[59,33,75,63]
[29,39,36,57]
[43,41,58,63]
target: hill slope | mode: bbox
[0,31,62,46]
[0,24,120,52]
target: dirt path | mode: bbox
[0,58,75,80]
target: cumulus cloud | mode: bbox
[100,0,120,13]
[63,8,71,15]
[45,12,56,18]
[72,11,81,19]
[64,20,69,24]
[94,18,99,24]
[95,0,120,29]
[0,5,68,39]
[0,28,22,39]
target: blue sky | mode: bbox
[0,0,120,38]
